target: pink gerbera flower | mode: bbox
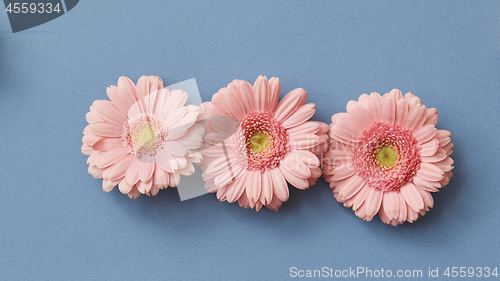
[82,76,204,198]
[200,76,329,211]
[323,89,454,225]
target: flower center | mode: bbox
[376,146,397,167]
[122,113,167,159]
[232,112,288,171]
[351,122,420,191]
[249,131,270,153]
[137,126,155,145]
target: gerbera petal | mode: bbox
[287,150,320,168]
[382,191,400,220]
[421,148,447,163]
[280,156,311,179]
[116,76,136,99]
[270,167,289,202]
[86,111,104,125]
[424,107,439,126]
[267,77,281,111]
[206,156,237,176]
[331,112,348,124]
[137,162,155,183]
[237,190,249,208]
[394,98,408,127]
[164,107,188,129]
[330,165,356,181]
[164,141,187,156]
[237,80,255,113]
[386,89,403,100]
[137,180,153,194]
[336,117,364,138]
[406,95,423,109]
[364,188,383,219]
[400,182,424,212]
[224,89,246,120]
[357,94,370,110]
[413,124,437,144]
[275,88,306,123]
[136,76,153,101]
[214,164,242,187]
[266,196,283,211]
[380,97,396,125]
[346,102,373,130]
[95,147,127,168]
[160,90,189,118]
[355,203,368,221]
[93,100,127,126]
[246,170,261,203]
[260,170,274,205]
[397,192,407,223]
[92,137,123,152]
[106,86,128,116]
[288,135,320,150]
[226,173,247,203]
[253,75,269,112]
[279,164,309,190]
[419,138,439,157]
[378,204,392,225]
[88,165,103,179]
[286,122,321,138]
[403,105,427,132]
[352,184,370,211]
[153,165,169,188]
[337,175,365,201]
[127,186,141,199]
[416,187,434,211]
[106,155,136,180]
[406,205,419,223]
[435,130,451,146]
[90,122,123,137]
[368,92,382,121]
[118,180,133,194]
[152,88,171,115]
[440,171,453,187]
[211,89,230,113]
[417,162,444,182]
[443,142,454,155]
[328,124,359,144]
[125,160,140,186]
[281,104,316,129]
[433,157,454,172]
[102,178,119,193]
[169,172,180,187]
[412,175,440,192]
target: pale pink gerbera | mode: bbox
[200,76,329,211]
[82,76,204,198]
[323,90,454,225]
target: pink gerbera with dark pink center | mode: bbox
[323,89,454,225]
[82,76,204,199]
[200,76,329,211]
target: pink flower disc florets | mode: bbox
[232,112,288,171]
[352,122,420,192]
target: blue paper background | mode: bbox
[1,1,499,280]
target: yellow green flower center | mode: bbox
[249,131,269,153]
[376,145,397,167]
[137,125,155,145]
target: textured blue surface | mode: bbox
[1,1,499,280]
